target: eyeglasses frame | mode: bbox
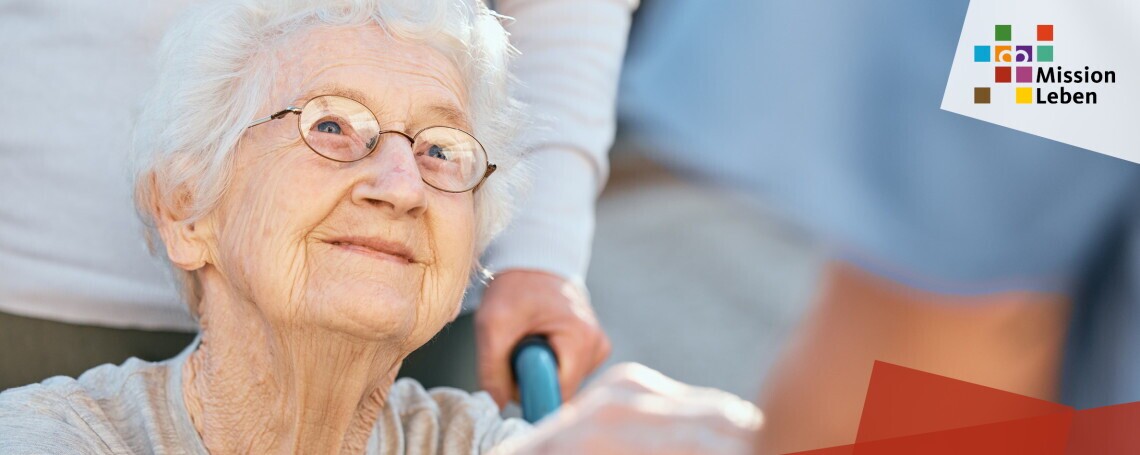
[246,96,497,193]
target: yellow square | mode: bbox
[1016,87,1033,104]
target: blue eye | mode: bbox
[428,145,449,160]
[316,121,342,134]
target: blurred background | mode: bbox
[547,3,1140,452]
[588,144,820,399]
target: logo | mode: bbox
[972,24,1116,105]
[941,0,1136,162]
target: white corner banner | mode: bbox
[942,0,1139,162]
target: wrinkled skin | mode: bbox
[157,25,476,454]
[153,22,761,455]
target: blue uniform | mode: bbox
[618,0,1140,408]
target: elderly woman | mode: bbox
[0,0,760,453]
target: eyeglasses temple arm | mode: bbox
[247,107,303,129]
[472,163,497,193]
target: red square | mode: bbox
[995,66,1011,83]
[1038,24,1053,41]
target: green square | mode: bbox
[1037,45,1053,62]
[995,24,1012,41]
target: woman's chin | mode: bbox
[301,286,421,342]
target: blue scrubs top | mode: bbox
[617,0,1140,408]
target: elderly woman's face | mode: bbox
[200,25,475,349]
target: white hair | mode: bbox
[133,0,527,309]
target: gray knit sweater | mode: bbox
[0,341,530,454]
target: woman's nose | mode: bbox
[350,133,428,217]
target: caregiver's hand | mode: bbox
[476,269,611,407]
[499,363,764,455]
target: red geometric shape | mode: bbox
[995,66,1012,83]
[855,361,1071,444]
[786,361,1140,455]
[790,412,1073,455]
[852,411,1071,455]
[1038,24,1054,41]
[1066,402,1140,454]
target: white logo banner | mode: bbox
[942,0,1140,162]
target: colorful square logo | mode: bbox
[1015,87,1033,104]
[996,24,1012,41]
[995,66,1011,83]
[1016,66,1033,83]
[975,87,991,104]
[973,24,1054,105]
[974,45,991,62]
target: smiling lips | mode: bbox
[327,237,418,264]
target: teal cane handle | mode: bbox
[511,335,562,423]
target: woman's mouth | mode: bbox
[326,237,416,265]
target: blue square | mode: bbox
[974,45,991,62]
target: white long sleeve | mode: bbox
[483,0,637,285]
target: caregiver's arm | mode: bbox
[477,0,637,407]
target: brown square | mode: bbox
[974,87,991,104]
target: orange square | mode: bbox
[995,46,1013,62]
[1038,24,1053,41]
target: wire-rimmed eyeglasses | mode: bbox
[247,95,495,193]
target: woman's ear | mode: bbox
[159,218,209,271]
[147,175,211,271]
